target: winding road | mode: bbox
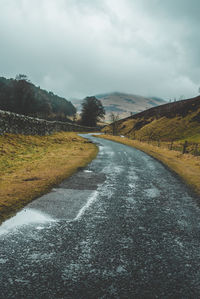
[1,134,200,298]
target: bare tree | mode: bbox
[110,112,120,135]
[15,74,30,82]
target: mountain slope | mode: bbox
[103,95,200,142]
[0,77,76,121]
[72,92,166,121]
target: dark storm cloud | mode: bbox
[0,0,199,100]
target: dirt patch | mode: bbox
[23,177,41,182]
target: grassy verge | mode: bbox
[97,134,200,197]
[0,132,98,224]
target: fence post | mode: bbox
[182,140,188,154]
[169,140,173,150]
[194,143,198,156]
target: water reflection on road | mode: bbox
[1,134,200,298]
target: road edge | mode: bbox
[0,133,99,225]
[96,134,200,199]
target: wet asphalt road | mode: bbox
[1,134,200,298]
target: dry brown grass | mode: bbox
[103,108,200,143]
[98,134,200,196]
[0,132,98,223]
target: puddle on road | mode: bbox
[0,209,55,236]
[145,187,160,198]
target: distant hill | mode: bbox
[103,95,200,142]
[0,76,76,121]
[72,92,166,121]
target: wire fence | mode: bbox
[104,131,200,156]
[134,139,200,156]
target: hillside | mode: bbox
[0,76,76,121]
[72,92,165,121]
[103,95,200,142]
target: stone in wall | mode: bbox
[0,110,98,135]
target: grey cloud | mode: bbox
[136,0,200,21]
[0,0,199,101]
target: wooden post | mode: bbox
[182,140,188,154]
[194,143,198,156]
[169,140,173,150]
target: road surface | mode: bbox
[1,134,200,298]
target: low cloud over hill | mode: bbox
[72,92,166,122]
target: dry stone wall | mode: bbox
[0,110,98,135]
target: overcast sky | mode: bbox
[1,0,200,101]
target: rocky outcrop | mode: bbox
[0,110,98,135]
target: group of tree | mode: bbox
[0,75,76,121]
[0,74,109,127]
